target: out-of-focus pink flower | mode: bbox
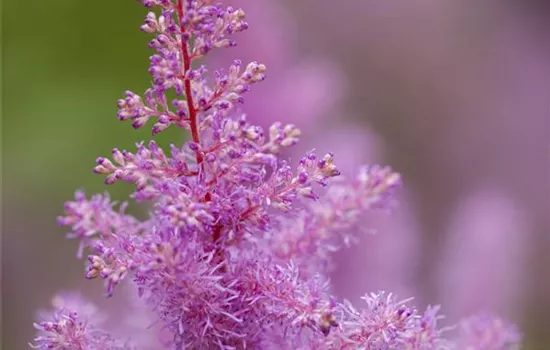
[437,188,529,321]
[300,125,421,304]
[331,193,422,304]
[297,122,382,175]
[456,313,522,350]
[209,0,344,130]
[294,1,548,339]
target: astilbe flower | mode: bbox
[32,0,522,349]
[31,294,133,349]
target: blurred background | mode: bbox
[2,0,549,349]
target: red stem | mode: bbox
[176,2,224,269]
[176,0,203,165]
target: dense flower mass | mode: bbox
[31,0,522,349]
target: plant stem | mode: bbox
[176,0,203,165]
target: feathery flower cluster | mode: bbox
[31,294,132,349]
[32,0,522,349]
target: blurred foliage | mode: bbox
[3,0,185,205]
